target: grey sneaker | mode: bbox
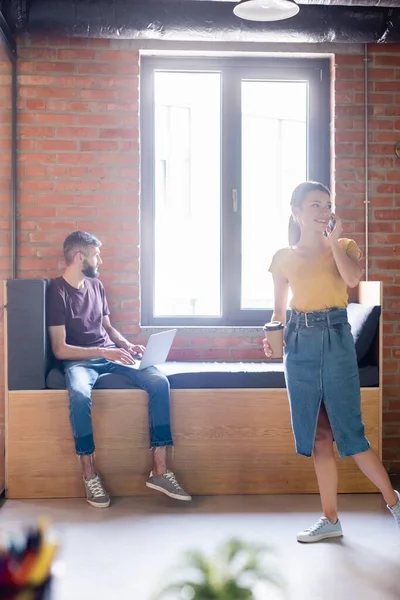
[387,490,400,526]
[84,474,110,508]
[297,517,343,543]
[146,471,192,501]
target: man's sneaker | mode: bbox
[387,490,400,526]
[297,517,343,543]
[146,471,192,501]
[84,474,110,508]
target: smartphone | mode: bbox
[324,217,336,237]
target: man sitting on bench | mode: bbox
[47,231,191,508]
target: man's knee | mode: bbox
[145,371,170,398]
[152,373,170,393]
[69,388,92,410]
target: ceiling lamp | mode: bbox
[233,0,299,22]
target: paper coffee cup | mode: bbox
[263,321,284,359]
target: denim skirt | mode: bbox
[283,307,370,459]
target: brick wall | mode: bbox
[17,36,141,338]
[0,47,12,490]
[1,35,400,471]
[334,46,400,472]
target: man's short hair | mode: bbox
[63,231,102,265]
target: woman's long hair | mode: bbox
[288,181,331,246]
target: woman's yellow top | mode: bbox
[269,238,361,312]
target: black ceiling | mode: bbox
[2,0,400,43]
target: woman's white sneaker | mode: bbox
[387,490,400,526]
[297,517,343,543]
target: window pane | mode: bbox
[241,81,308,310]
[153,72,221,317]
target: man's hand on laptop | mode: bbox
[117,340,146,359]
[126,343,146,358]
[103,347,136,366]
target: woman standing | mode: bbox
[263,181,400,543]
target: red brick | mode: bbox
[26,98,46,110]
[68,38,111,48]
[120,299,140,311]
[37,140,77,151]
[23,165,46,178]
[69,167,88,177]
[80,89,119,101]
[99,128,137,139]
[374,55,400,66]
[20,180,54,192]
[372,132,397,143]
[18,258,58,270]
[35,87,76,99]
[36,220,77,231]
[36,62,76,73]
[375,209,400,220]
[334,143,354,156]
[370,44,400,53]
[18,220,37,231]
[369,143,396,155]
[80,141,119,152]
[36,113,75,125]
[28,232,67,244]
[336,105,364,118]
[57,153,96,165]
[45,100,87,112]
[77,220,122,233]
[57,207,98,218]
[387,171,400,182]
[56,180,98,192]
[96,50,139,62]
[57,49,96,60]
[20,125,55,138]
[369,222,394,233]
[46,166,68,178]
[370,68,395,80]
[374,81,400,93]
[77,62,138,76]
[369,119,394,131]
[57,127,97,138]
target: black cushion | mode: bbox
[46,360,379,390]
[347,303,381,363]
[7,279,52,390]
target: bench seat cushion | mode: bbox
[46,361,379,390]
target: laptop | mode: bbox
[116,329,177,370]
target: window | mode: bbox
[141,57,330,326]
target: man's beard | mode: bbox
[82,260,99,278]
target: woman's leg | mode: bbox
[297,404,343,542]
[313,404,339,523]
[353,449,398,507]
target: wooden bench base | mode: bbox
[6,388,380,499]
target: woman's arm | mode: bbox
[327,217,362,288]
[330,243,361,288]
[263,272,288,358]
[271,272,289,324]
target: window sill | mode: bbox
[140,325,264,333]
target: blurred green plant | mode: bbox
[154,538,284,600]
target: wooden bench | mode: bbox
[4,281,382,499]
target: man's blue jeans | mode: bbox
[63,359,173,456]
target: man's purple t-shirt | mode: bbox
[47,276,115,349]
